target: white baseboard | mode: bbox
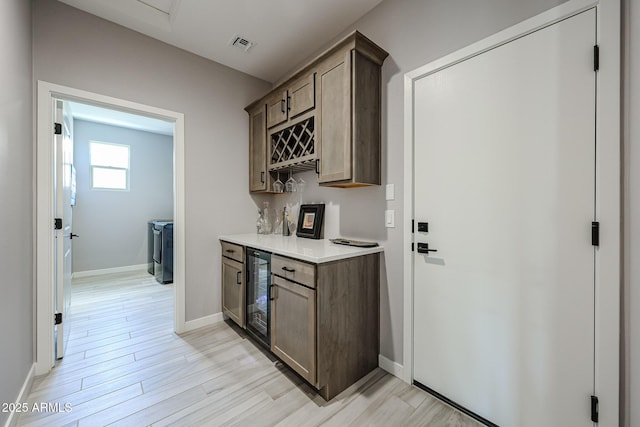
[73,263,148,279]
[183,312,224,332]
[4,364,35,427]
[379,354,406,382]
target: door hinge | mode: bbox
[54,218,62,230]
[54,313,62,325]
[54,122,62,135]
[594,45,599,72]
[591,395,599,423]
[592,221,600,246]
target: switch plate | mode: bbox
[386,184,395,201]
[385,210,395,228]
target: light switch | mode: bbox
[386,184,395,201]
[385,210,395,228]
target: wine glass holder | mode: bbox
[269,117,316,172]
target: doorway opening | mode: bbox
[36,81,186,376]
[59,99,176,360]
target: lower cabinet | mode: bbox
[222,255,245,328]
[220,239,380,401]
[270,275,316,385]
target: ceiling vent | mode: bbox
[228,34,255,52]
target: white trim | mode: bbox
[183,312,224,332]
[402,73,414,385]
[594,0,621,425]
[378,354,404,379]
[3,364,35,427]
[35,81,187,375]
[72,263,147,279]
[403,0,620,424]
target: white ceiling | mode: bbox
[56,0,385,83]
[69,101,174,136]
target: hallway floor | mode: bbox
[18,269,481,426]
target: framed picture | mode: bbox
[296,204,325,239]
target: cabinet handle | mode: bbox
[236,271,242,284]
[315,159,320,174]
[269,284,276,300]
[280,99,285,114]
[286,96,291,112]
[225,249,235,253]
[281,266,295,273]
[260,171,265,183]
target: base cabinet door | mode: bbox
[271,275,316,384]
[222,257,245,328]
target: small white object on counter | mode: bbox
[218,234,383,264]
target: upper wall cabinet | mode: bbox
[246,31,388,192]
[248,104,270,192]
[266,72,316,129]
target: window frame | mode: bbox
[89,140,131,191]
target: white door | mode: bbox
[413,9,596,426]
[54,100,74,360]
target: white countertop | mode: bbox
[218,233,383,263]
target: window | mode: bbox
[89,141,130,190]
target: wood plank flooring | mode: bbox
[18,270,482,427]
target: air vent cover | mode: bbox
[228,34,255,52]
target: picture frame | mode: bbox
[296,204,325,239]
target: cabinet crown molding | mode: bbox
[245,30,389,112]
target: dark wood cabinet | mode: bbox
[221,242,245,328]
[317,47,384,187]
[245,31,388,191]
[220,239,380,401]
[271,274,316,384]
[248,104,269,193]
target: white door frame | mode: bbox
[36,81,187,376]
[403,0,620,424]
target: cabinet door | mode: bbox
[271,275,316,384]
[288,73,315,119]
[249,104,271,191]
[266,90,288,129]
[249,105,269,192]
[222,257,245,328]
[316,49,352,183]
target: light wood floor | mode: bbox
[18,270,482,427]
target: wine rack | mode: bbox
[269,117,315,172]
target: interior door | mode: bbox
[54,100,74,360]
[412,9,596,426]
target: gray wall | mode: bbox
[72,120,173,273]
[0,0,33,423]
[274,0,567,364]
[33,0,271,321]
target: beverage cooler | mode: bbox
[245,247,271,348]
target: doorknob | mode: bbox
[417,243,437,254]
[70,233,79,239]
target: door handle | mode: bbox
[280,99,285,114]
[70,233,79,239]
[315,159,320,174]
[417,243,437,254]
[286,96,291,112]
[269,284,276,300]
[260,171,265,183]
[236,271,241,284]
[281,266,295,273]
